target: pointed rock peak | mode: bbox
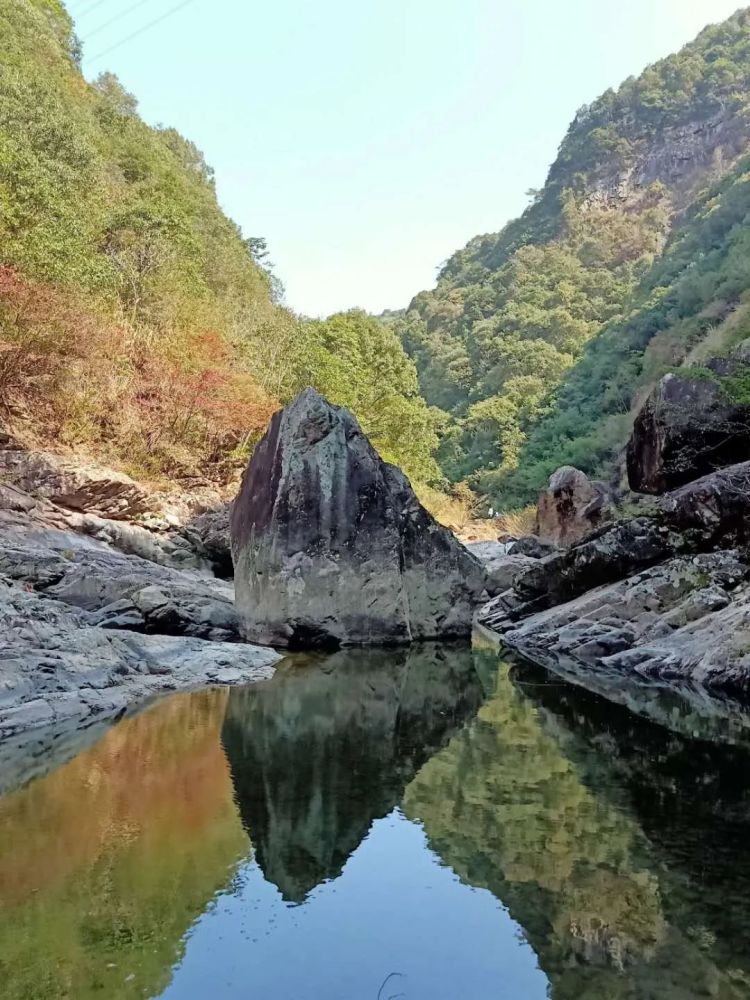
[230,390,486,648]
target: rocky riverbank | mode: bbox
[477,349,750,701]
[0,449,281,740]
[6,353,750,742]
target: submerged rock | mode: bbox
[231,388,487,647]
[627,359,750,494]
[536,466,614,547]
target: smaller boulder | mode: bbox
[508,535,557,559]
[536,466,614,547]
[464,542,537,597]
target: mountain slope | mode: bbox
[399,7,750,504]
[0,0,438,490]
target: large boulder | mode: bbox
[536,466,614,547]
[627,359,750,494]
[230,388,487,647]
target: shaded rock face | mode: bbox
[536,466,614,547]
[627,365,750,494]
[183,503,233,578]
[231,389,486,648]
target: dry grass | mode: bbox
[419,483,482,534]
[419,483,538,542]
[495,505,537,537]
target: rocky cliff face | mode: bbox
[231,389,487,648]
[583,110,750,210]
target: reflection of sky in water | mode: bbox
[161,810,546,1000]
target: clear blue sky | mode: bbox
[74,0,743,318]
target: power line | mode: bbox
[72,0,110,19]
[88,0,199,64]
[86,0,153,40]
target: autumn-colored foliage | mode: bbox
[0,266,278,480]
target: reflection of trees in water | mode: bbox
[519,657,750,992]
[222,642,484,902]
[0,690,247,1000]
[2,640,750,1000]
[403,651,750,999]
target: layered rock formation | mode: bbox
[231,389,486,647]
[0,447,153,520]
[0,480,281,739]
[479,464,750,699]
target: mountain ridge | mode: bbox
[398,6,750,505]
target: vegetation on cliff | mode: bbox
[505,153,750,503]
[399,8,750,505]
[0,0,439,492]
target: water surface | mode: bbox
[1,642,750,999]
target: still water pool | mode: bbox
[1,642,750,999]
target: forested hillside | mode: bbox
[0,0,438,489]
[399,7,750,505]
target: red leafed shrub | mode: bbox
[134,346,276,469]
[0,266,278,481]
[0,266,127,424]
